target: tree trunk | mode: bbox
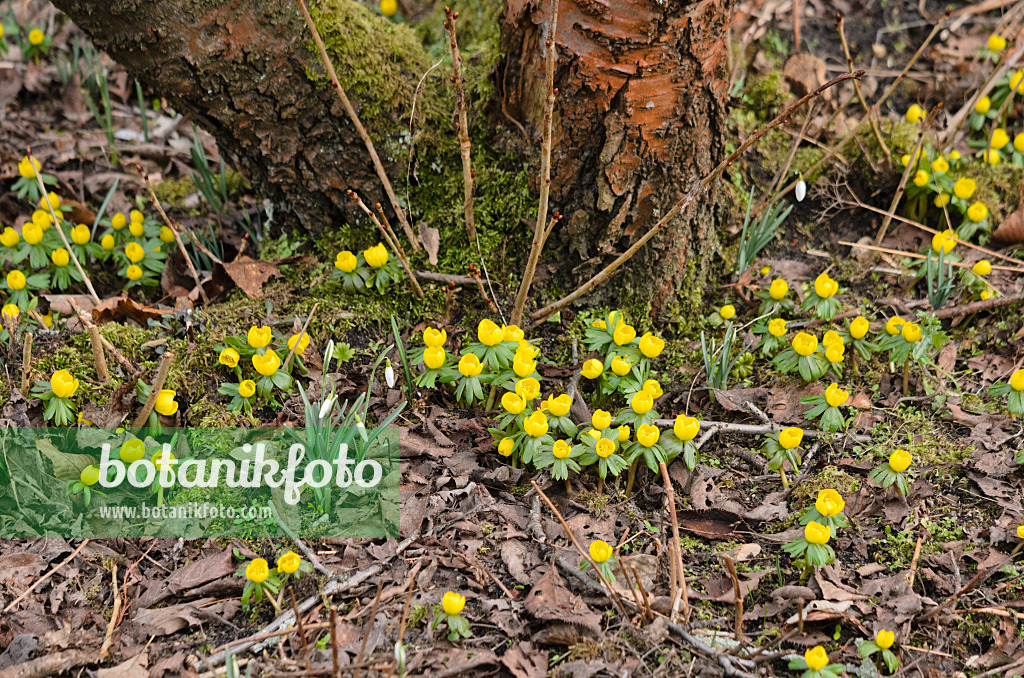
[50,0,733,315]
[498,0,733,313]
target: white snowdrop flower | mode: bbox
[795,179,807,202]
[385,359,396,388]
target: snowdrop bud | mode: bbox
[324,339,335,369]
[795,179,807,202]
[318,394,336,420]
[385,360,396,388]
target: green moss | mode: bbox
[748,71,789,117]
[415,0,503,103]
[153,177,197,207]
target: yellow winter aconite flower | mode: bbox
[984,148,1001,165]
[32,210,51,230]
[934,193,950,208]
[876,629,895,650]
[516,377,540,401]
[129,220,145,237]
[1016,134,1024,153]
[501,393,525,416]
[905,104,925,124]
[441,591,465,615]
[804,646,829,672]
[613,323,636,345]
[120,439,145,463]
[22,222,43,245]
[825,344,845,363]
[885,316,905,336]
[246,325,271,349]
[822,330,842,348]
[637,423,660,447]
[458,353,482,377]
[130,209,144,224]
[992,128,1011,150]
[552,440,571,459]
[334,251,357,272]
[792,332,818,357]
[850,316,869,340]
[125,265,145,281]
[643,379,663,398]
[111,213,127,230]
[287,332,311,355]
[253,350,282,376]
[889,449,912,473]
[423,346,445,369]
[769,278,788,300]
[639,332,664,358]
[616,425,630,442]
[901,322,922,343]
[593,409,612,430]
[631,390,653,415]
[912,169,928,187]
[720,304,736,320]
[805,521,831,546]
[968,202,989,222]
[503,324,524,342]
[931,156,949,174]
[1018,524,1024,539]
[931,229,957,256]
[51,369,79,398]
[611,356,631,376]
[590,540,612,563]
[28,28,44,45]
[478,319,504,346]
[1,304,19,320]
[592,320,606,329]
[513,352,536,378]
[596,438,615,458]
[246,558,269,583]
[0,227,19,248]
[953,177,976,200]
[155,389,179,416]
[815,489,845,517]
[380,0,398,16]
[363,243,388,268]
[524,411,548,437]
[548,394,571,417]
[18,156,40,179]
[674,415,699,441]
[81,465,100,486]
[581,358,603,379]
[825,383,849,407]
[1009,369,1024,391]
[769,318,787,337]
[152,449,175,471]
[51,248,70,267]
[813,273,838,298]
[498,437,514,456]
[981,289,994,300]
[71,223,91,245]
[101,234,114,250]
[7,270,26,290]
[779,426,803,449]
[989,34,1007,51]
[239,380,256,398]
[423,327,446,347]
[277,551,301,574]
[160,226,175,244]
[125,242,145,263]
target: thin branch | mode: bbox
[444,7,477,243]
[530,71,861,324]
[294,0,418,249]
[874,110,933,244]
[132,350,174,428]
[282,303,319,373]
[837,13,889,160]
[511,0,559,326]
[347,191,424,298]
[20,333,32,396]
[660,462,690,622]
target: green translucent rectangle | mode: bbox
[0,427,399,538]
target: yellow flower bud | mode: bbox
[503,324,525,342]
[1009,369,1024,391]
[160,226,175,243]
[423,346,445,370]
[441,591,465,615]
[0,227,19,248]
[637,423,660,447]
[22,222,43,245]
[611,356,631,376]
[498,437,514,456]
[613,323,636,345]
[80,465,100,486]
[380,0,398,16]
[287,332,310,354]
[101,234,114,251]
[335,250,357,272]
[901,322,922,343]
[889,449,912,473]
[596,438,615,458]
[552,440,571,459]
[779,426,803,449]
[804,521,831,546]
[931,156,949,174]
[815,489,845,517]
[248,325,272,349]
[155,389,178,416]
[720,304,735,320]
[912,169,928,187]
[813,273,838,298]
[953,177,975,200]
[239,380,256,398]
[523,411,549,437]
[253,350,281,376]
[825,383,849,407]
[905,104,925,124]
[458,353,482,377]
[769,278,788,300]
[592,409,611,431]
[885,316,905,336]
[967,202,989,223]
[119,439,145,463]
[125,242,145,263]
[822,330,842,348]
[934,193,950,208]
[477,319,504,346]
[992,128,1010,150]
[51,247,70,267]
[792,332,818,357]
[363,243,388,268]
[988,34,1007,51]
[973,259,992,276]
[548,394,571,417]
[673,415,699,441]
[876,629,895,650]
[50,369,79,398]
[642,379,663,399]
[111,213,127,230]
[616,425,630,442]
[769,318,786,337]
[581,359,603,379]
[639,332,664,358]
[277,551,301,574]
[804,646,829,672]
[246,558,269,583]
[631,390,653,415]
[515,377,540,401]
[513,352,537,378]
[850,316,869,340]
[589,540,612,563]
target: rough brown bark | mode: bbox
[50,0,733,314]
[499,0,733,312]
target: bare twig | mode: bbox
[282,303,319,373]
[839,240,1024,274]
[531,71,861,324]
[347,192,424,299]
[140,167,211,304]
[511,0,559,326]
[20,333,32,396]
[29,150,100,305]
[721,554,743,640]
[444,7,477,243]
[132,350,174,428]
[5,539,90,613]
[329,605,340,678]
[837,13,889,160]
[353,581,384,678]
[660,462,690,622]
[874,109,933,244]
[85,319,109,382]
[289,588,313,672]
[294,0,418,249]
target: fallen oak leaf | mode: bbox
[219,255,282,298]
[993,205,1024,244]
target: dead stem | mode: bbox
[132,350,174,428]
[282,302,319,373]
[28,149,100,304]
[659,462,690,622]
[444,7,477,243]
[20,332,32,396]
[873,111,934,245]
[140,167,211,304]
[294,0,418,249]
[530,71,860,325]
[86,320,109,382]
[837,13,889,160]
[510,0,559,326]
[346,191,424,299]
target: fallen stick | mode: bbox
[0,650,97,678]
[20,332,32,395]
[132,350,174,428]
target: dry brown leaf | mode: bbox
[993,206,1024,244]
[91,296,170,325]
[418,223,440,266]
[220,256,281,298]
[96,652,148,678]
[784,53,827,98]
